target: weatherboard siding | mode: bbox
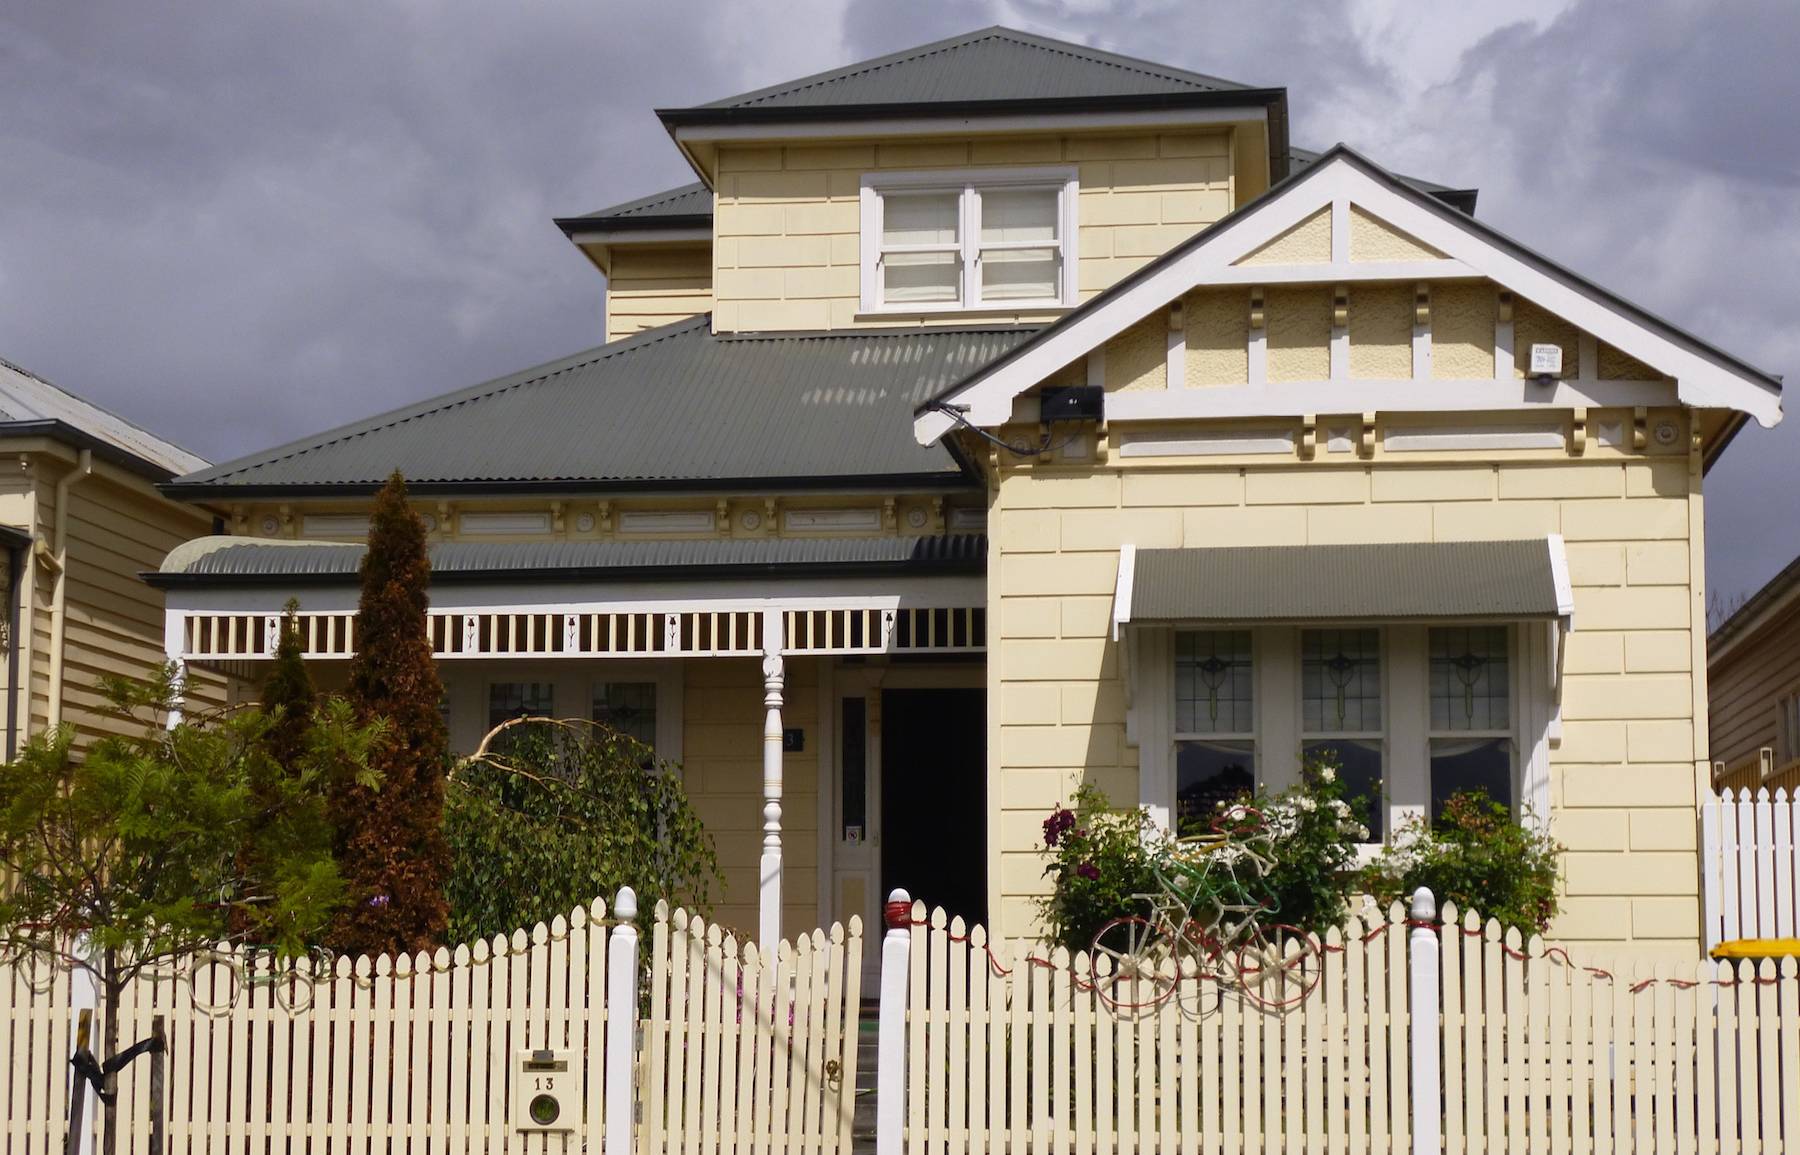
[710,133,1234,333]
[604,245,714,344]
[990,442,1709,959]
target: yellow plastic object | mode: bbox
[1710,938,1800,960]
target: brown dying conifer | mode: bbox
[331,471,450,955]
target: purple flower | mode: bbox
[1043,806,1077,848]
[367,894,390,909]
[1076,862,1100,881]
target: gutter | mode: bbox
[0,418,183,483]
[158,471,981,503]
[46,449,93,730]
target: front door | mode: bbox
[880,687,987,929]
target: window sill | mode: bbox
[855,303,1074,323]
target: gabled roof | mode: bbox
[1709,551,1800,664]
[149,533,987,588]
[678,26,1255,114]
[915,144,1782,443]
[1287,147,1476,215]
[165,316,1034,499]
[0,356,208,480]
[554,181,711,238]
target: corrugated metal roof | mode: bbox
[0,357,208,478]
[1288,147,1477,214]
[168,316,1033,496]
[1128,541,1563,624]
[152,533,987,586]
[688,27,1253,111]
[564,181,711,225]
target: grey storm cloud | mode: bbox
[1,0,1795,607]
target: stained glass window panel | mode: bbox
[1175,630,1253,734]
[1302,628,1383,732]
[593,681,657,749]
[1430,627,1511,731]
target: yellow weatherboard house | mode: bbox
[151,28,1782,963]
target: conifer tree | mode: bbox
[332,471,450,955]
[235,599,319,933]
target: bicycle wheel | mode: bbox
[1089,916,1177,1011]
[1233,924,1323,1010]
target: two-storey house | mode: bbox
[150,28,1782,962]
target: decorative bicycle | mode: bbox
[1089,807,1323,1013]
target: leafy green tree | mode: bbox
[445,720,720,943]
[334,471,451,956]
[0,670,380,1155]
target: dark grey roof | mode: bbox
[1289,147,1477,214]
[1708,551,1800,659]
[167,316,1033,498]
[662,27,1276,121]
[1127,540,1565,625]
[149,533,986,587]
[556,182,712,235]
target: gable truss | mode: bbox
[915,148,1781,443]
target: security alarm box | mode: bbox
[1528,343,1564,376]
[513,1049,575,1133]
[1037,384,1104,423]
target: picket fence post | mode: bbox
[604,887,640,1155]
[874,888,911,1155]
[1409,887,1441,1155]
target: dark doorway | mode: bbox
[881,687,986,928]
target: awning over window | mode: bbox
[1113,537,1573,635]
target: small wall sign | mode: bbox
[782,728,805,752]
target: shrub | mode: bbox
[1037,758,1370,952]
[1036,784,1162,953]
[1363,789,1562,934]
[445,720,720,944]
[1245,758,1369,936]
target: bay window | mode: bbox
[860,168,1078,313]
[1151,623,1540,842]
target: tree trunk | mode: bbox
[101,951,119,1155]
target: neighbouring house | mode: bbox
[147,27,1781,962]
[0,357,226,757]
[1707,554,1800,795]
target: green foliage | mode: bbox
[335,471,451,957]
[1037,757,1369,952]
[1036,784,1161,953]
[1244,758,1369,936]
[444,721,721,944]
[1364,789,1563,934]
[0,669,380,1151]
[238,599,318,932]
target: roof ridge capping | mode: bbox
[913,143,1782,445]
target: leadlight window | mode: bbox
[487,682,555,753]
[862,170,1077,312]
[1173,630,1256,832]
[1301,628,1384,840]
[1428,626,1515,818]
[592,681,657,751]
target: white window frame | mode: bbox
[1170,629,1260,833]
[1299,627,1389,845]
[1135,622,1551,841]
[1424,624,1521,821]
[858,167,1079,315]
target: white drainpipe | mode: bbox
[46,448,93,730]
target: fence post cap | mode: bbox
[884,889,912,930]
[1410,887,1436,921]
[615,886,638,924]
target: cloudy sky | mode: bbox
[2,0,1795,610]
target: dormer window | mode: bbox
[859,168,1079,314]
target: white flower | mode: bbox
[1297,796,1317,813]
[1330,799,1351,817]
[1318,766,1336,783]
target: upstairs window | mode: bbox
[860,169,1078,313]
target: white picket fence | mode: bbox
[884,888,1800,1155]
[0,892,865,1155]
[1702,787,1800,950]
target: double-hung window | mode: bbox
[860,169,1078,313]
[1427,626,1516,818]
[1172,630,1257,834]
[1301,628,1386,839]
